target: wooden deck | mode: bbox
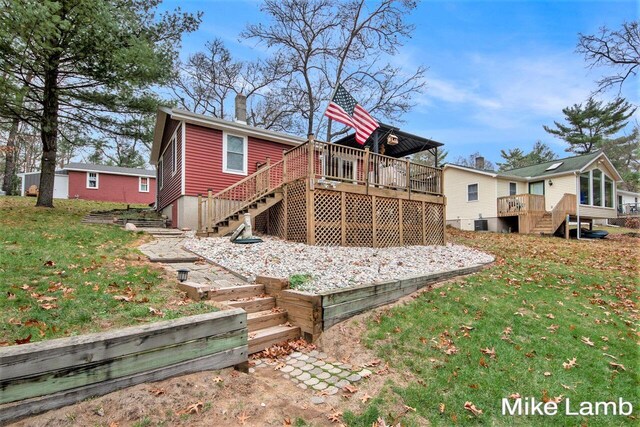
[198,138,445,247]
[497,193,576,235]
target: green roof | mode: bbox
[501,151,602,178]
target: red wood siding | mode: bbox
[67,171,156,204]
[157,120,183,211]
[184,123,293,195]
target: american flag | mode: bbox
[325,84,379,145]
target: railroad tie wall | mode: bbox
[0,309,247,424]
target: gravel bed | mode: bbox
[184,236,494,293]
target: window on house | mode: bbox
[467,183,478,201]
[139,177,149,193]
[172,136,178,175]
[87,172,98,189]
[604,175,613,208]
[224,133,247,174]
[580,172,590,205]
[529,181,544,196]
[509,182,517,196]
[592,169,602,206]
[158,160,163,190]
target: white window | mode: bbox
[509,182,517,196]
[158,159,163,190]
[467,183,478,202]
[87,172,99,189]
[139,177,149,193]
[223,132,247,175]
[171,136,178,175]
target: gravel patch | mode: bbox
[184,236,494,293]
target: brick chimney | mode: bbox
[475,156,485,170]
[234,94,247,124]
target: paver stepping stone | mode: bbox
[311,396,325,405]
[328,368,342,374]
[306,357,317,363]
[317,352,327,359]
[317,372,331,380]
[335,380,350,388]
[281,365,294,373]
[310,368,323,375]
[312,361,326,367]
[358,369,372,377]
[313,382,328,391]
[346,374,361,382]
[283,374,290,380]
[304,378,320,386]
[309,350,319,357]
[337,371,349,378]
[291,369,303,377]
[301,364,314,371]
[298,355,309,361]
[298,384,307,390]
[325,376,339,385]
[323,363,334,370]
[293,361,306,368]
[291,352,302,358]
[298,372,311,381]
[324,386,339,395]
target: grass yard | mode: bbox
[0,197,212,346]
[346,228,639,426]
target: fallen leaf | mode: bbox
[44,260,56,267]
[543,372,552,377]
[480,347,496,359]
[113,295,132,302]
[148,307,164,317]
[563,358,578,370]
[364,359,382,367]
[177,401,203,415]
[148,388,165,396]
[464,401,483,416]
[327,411,343,423]
[15,334,32,345]
[342,384,358,394]
[360,393,372,403]
[237,411,250,425]
[40,303,58,310]
[439,403,445,414]
[508,393,521,400]
[212,376,224,383]
[609,362,626,371]
[581,337,594,347]
[546,313,555,319]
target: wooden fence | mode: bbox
[0,309,247,424]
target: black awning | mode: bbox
[332,123,443,158]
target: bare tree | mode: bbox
[578,21,640,94]
[242,0,426,141]
[170,38,292,129]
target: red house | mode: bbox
[65,163,156,204]
[151,98,304,229]
[19,163,156,204]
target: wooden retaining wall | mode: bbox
[0,309,247,424]
[319,265,486,329]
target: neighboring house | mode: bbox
[152,96,446,248]
[18,163,156,204]
[617,189,639,216]
[443,151,622,236]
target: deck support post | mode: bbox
[207,189,213,234]
[197,193,202,233]
[364,147,370,195]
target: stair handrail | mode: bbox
[550,193,577,234]
[204,158,285,231]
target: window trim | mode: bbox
[509,182,517,196]
[467,183,479,202]
[222,131,248,175]
[528,180,545,196]
[158,158,164,190]
[139,176,150,193]
[171,135,178,176]
[579,168,615,209]
[86,172,99,189]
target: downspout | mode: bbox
[575,171,580,240]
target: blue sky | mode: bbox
[163,0,638,164]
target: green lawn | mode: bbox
[346,229,639,426]
[0,196,212,346]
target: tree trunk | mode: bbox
[2,118,20,195]
[36,58,60,208]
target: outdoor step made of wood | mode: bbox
[247,309,288,331]
[227,296,275,314]
[248,324,301,354]
[207,284,265,302]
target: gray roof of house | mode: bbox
[501,151,603,178]
[64,163,155,178]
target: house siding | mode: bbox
[184,123,291,196]
[541,174,577,211]
[578,163,618,219]
[497,179,525,197]
[443,167,498,229]
[157,120,183,211]
[67,171,155,204]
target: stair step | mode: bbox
[207,284,264,302]
[247,309,288,331]
[248,325,301,354]
[228,296,275,313]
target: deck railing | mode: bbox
[618,202,639,216]
[199,139,443,232]
[551,193,577,234]
[497,194,546,216]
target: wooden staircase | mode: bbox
[530,212,554,234]
[206,191,282,237]
[194,283,301,354]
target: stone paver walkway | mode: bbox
[139,230,245,288]
[252,350,371,404]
